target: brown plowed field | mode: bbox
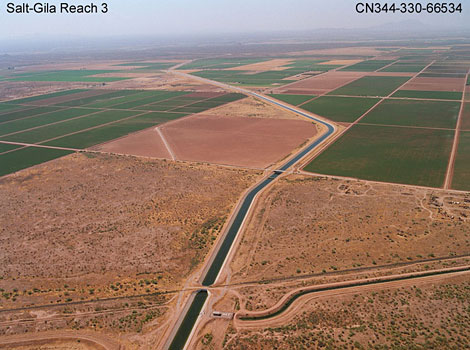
[160,114,318,168]
[401,76,465,91]
[93,127,171,158]
[274,71,366,95]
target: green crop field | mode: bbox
[83,91,184,108]
[392,90,463,100]
[113,62,175,70]
[0,103,27,113]
[340,60,395,72]
[57,90,139,107]
[461,103,470,130]
[452,131,470,191]
[268,94,315,106]
[304,124,454,187]
[44,112,186,149]
[2,110,140,144]
[179,58,268,70]
[301,96,379,123]
[361,99,460,129]
[8,70,129,82]
[381,62,428,72]
[0,147,73,177]
[0,106,62,123]
[0,108,99,136]
[328,76,411,97]
[0,143,21,153]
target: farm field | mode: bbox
[328,76,410,97]
[99,113,319,168]
[339,59,394,71]
[380,61,428,72]
[300,96,379,123]
[186,58,346,87]
[0,89,246,176]
[7,70,131,82]
[392,90,463,100]
[268,93,315,106]
[360,99,460,129]
[272,71,366,95]
[304,124,454,187]
[461,102,470,130]
[452,131,470,191]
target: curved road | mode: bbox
[164,71,338,350]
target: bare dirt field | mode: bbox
[401,76,466,92]
[106,72,224,92]
[229,175,470,283]
[203,96,303,120]
[273,71,366,95]
[0,152,261,309]
[221,274,470,350]
[160,114,319,168]
[93,127,171,159]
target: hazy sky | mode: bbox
[3,0,469,39]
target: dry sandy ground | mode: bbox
[230,175,470,283]
[203,96,303,120]
[159,114,318,168]
[0,153,261,308]
[0,81,101,102]
[401,76,466,92]
[106,72,223,92]
[220,274,470,350]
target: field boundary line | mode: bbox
[443,71,469,189]
[156,126,176,161]
[356,122,455,131]
[0,109,107,138]
[326,93,462,102]
[32,111,151,146]
[297,60,436,170]
[0,106,70,126]
[297,169,470,194]
[0,140,81,152]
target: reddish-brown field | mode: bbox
[401,76,465,92]
[160,114,318,168]
[93,127,171,158]
[273,71,365,95]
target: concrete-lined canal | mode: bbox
[167,88,336,350]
